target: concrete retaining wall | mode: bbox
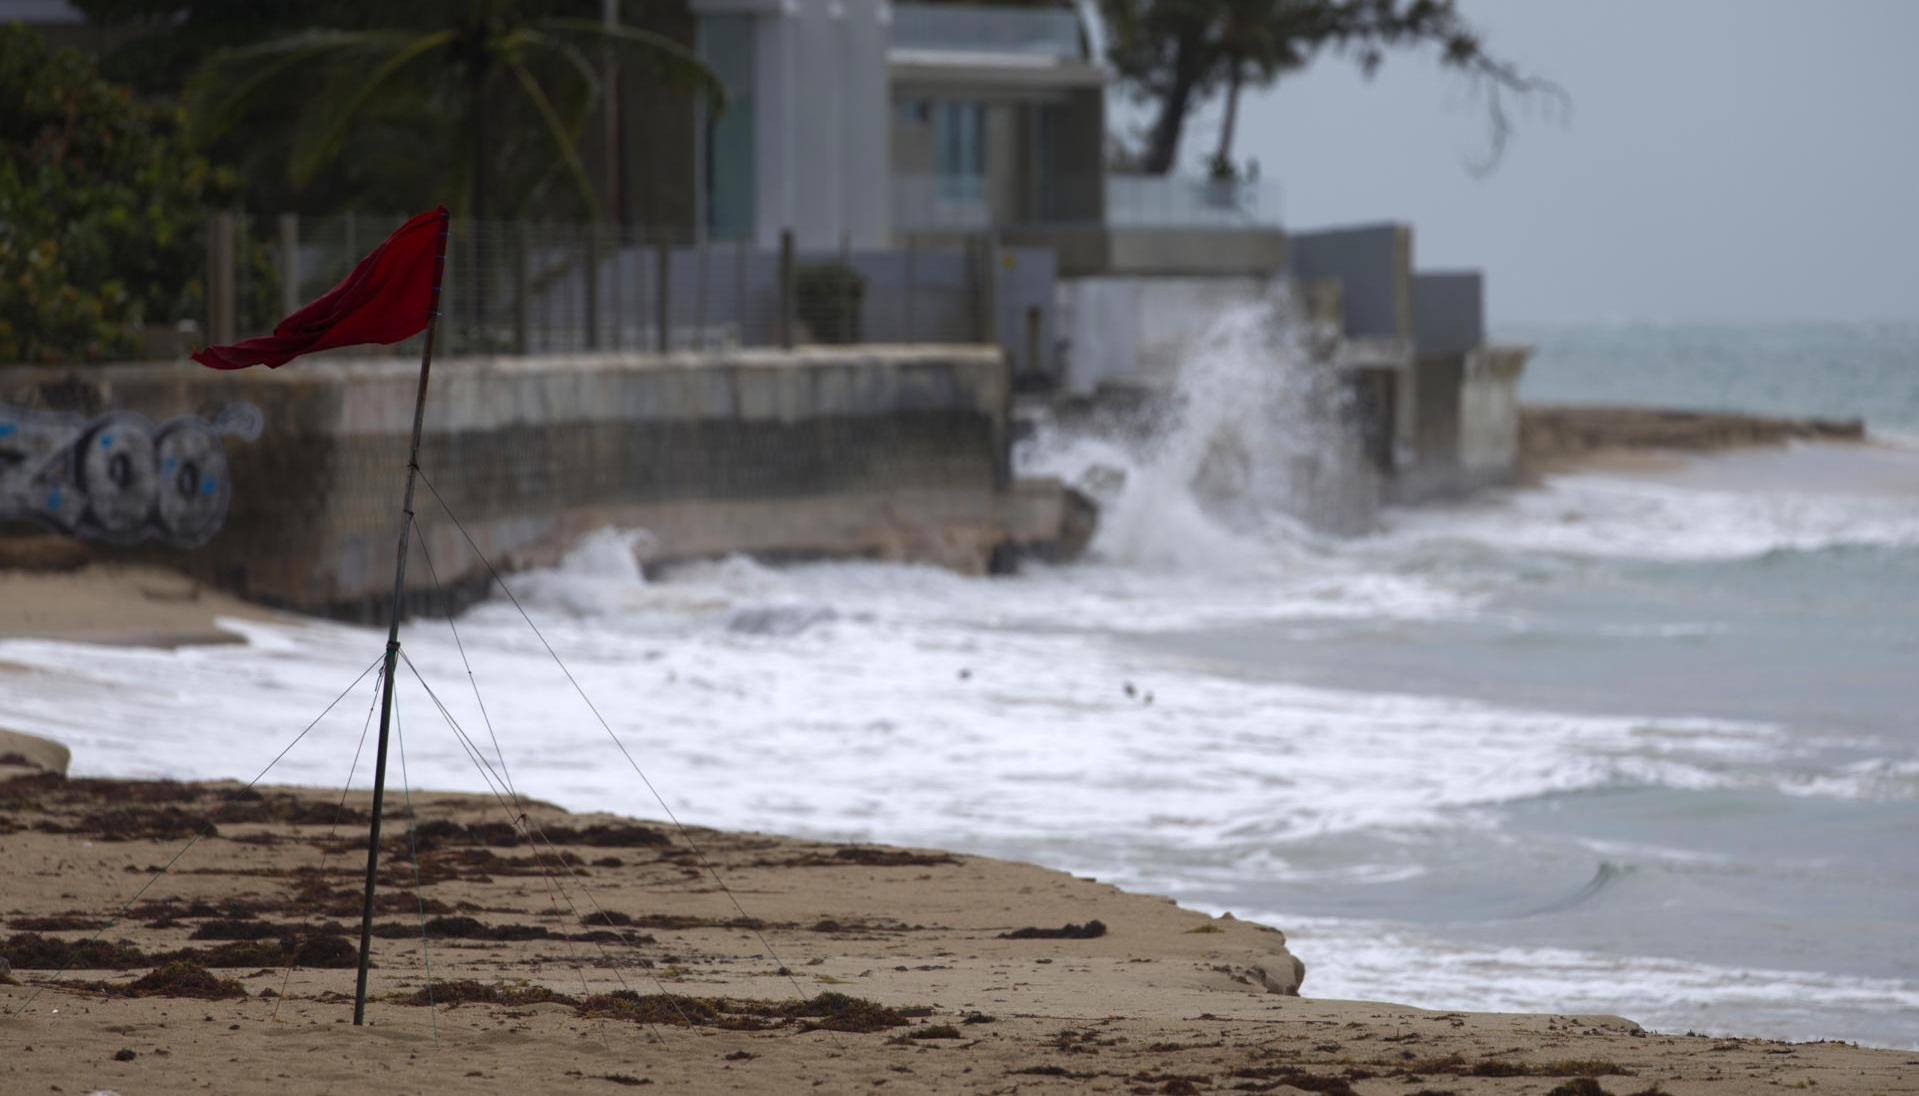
[1288,224,1412,340]
[2,346,1055,619]
[1057,275,1271,394]
[1413,272,1484,359]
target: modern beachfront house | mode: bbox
[684,0,1525,501]
[686,1,1280,246]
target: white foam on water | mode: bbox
[1376,448,1919,563]
[1257,912,1919,1049]
[0,555,1890,856]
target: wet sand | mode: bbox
[1520,404,1867,479]
[2,739,1914,1095]
[0,554,274,647]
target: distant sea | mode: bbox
[1512,320,1919,434]
[2,320,1914,1047]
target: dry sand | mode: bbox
[1,739,1913,1096]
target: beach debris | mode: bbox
[1000,920,1107,940]
[761,846,956,868]
[398,979,575,1008]
[781,991,913,1033]
[0,929,359,970]
[67,961,248,1000]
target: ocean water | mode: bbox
[1514,320,1919,435]
[2,318,1916,1048]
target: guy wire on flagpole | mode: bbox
[352,206,452,1026]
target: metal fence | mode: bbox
[196,214,1055,372]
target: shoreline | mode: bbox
[1518,403,1868,480]
[2,737,1916,1094]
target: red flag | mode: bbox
[193,206,448,370]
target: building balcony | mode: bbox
[890,3,1087,64]
[1105,175,1282,229]
[892,173,1284,233]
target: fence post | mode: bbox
[277,213,300,317]
[838,230,855,345]
[206,211,237,347]
[693,236,710,350]
[584,223,600,351]
[778,228,796,350]
[655,240,672,353]
[513,223,530,355]
[1024,304,1041,383]
[536,223,551,351]
[903,236,917,342]
[976,232,1001,347]
[608,223,623,351]
[734,237,748,346]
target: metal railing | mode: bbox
[187,214,1012,363]
[890,3,1087,62]
[1105,175,1282,229]
[891,172,1283,233]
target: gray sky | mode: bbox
[1152,0,1919,327]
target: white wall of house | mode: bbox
[694,0,891,250]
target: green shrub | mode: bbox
[0,25,247,363]
[795,261,866,344]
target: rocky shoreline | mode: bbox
[1520,404,1866,478]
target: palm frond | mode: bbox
[502,51,600,219]
[184,29,426,147]
[514,28,601,102]
[287,30,459,188]
[534,17,727,116]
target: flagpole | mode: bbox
[353,208,451,1026]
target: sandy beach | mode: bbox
[1,730,1915,1096]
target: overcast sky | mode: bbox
[1148,0,1919,327]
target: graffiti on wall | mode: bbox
[0,403,262,548]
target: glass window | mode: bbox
[700,15,755,241]
[934,100,984,199]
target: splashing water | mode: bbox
[1023,282,1381,573]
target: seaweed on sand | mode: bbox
[571,989,914,1033]
[69,961,247,1000]
[396,979,578,1008]
[1000,920,1106,940]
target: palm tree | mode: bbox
[185,1,724,227]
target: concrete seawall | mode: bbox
[2,347,1076,620]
